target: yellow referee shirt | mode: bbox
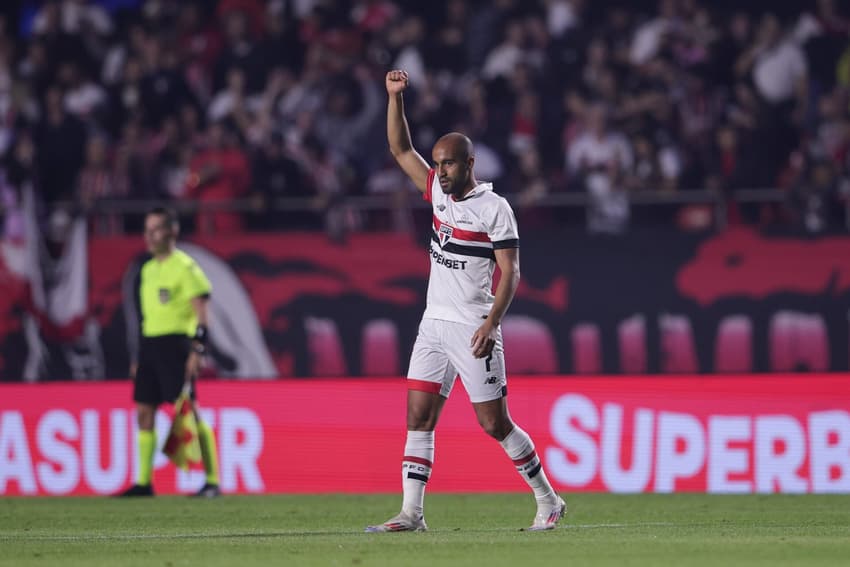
[140,249,212,338]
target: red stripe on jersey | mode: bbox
[407,379,442,394]
[512,450,538,466]
[424,169,435,203]
[403,455,433,467]
[432,214,491,243]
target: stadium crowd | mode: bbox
[0,0,848,237]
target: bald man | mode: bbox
[366,70,566,533]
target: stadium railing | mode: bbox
[51,187,850,234]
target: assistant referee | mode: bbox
[119,207,220,498]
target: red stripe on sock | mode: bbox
[407,379,442,394]
[403,455,433,467]
[512,450,537,466]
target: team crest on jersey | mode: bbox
[438,224,453,247]
[158,288,171,304]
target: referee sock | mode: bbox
[401,430,434,518]
[137,430,156,486]
[499,425,557,505]
[197,420,220,486]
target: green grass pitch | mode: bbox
[2,494,849,566]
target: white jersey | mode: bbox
[422,168,519,326]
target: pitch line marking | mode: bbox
[0,522,689,542]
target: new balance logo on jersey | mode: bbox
[485,376,498,384]
[438,224,453,247]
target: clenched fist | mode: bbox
[386,70,409,95]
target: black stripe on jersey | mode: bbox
[407,472,430,482]
[431,233,495,260]
[493,238,519,249]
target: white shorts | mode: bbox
[407,318,507,403]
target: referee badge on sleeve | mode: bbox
[158,288,171,304]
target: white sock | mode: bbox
[401,430,434,517]
[499,425,557,506]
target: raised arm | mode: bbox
[386,70,430,193]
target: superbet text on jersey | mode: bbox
[422,168,519,326]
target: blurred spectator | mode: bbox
[787,158,845,233]
[706,125,751,193]
[258,1,304,73]
[32,0,114,38]
[352,0,398,34]
[482,19,526,80]
[735,13,808,183]
[364,155,416,233]
[466,0,519,69]
[176,1,224,102]
[252,130,310,228]
[512,146,555,228]
[740,14,808,112]
[213,7,265,93]
[676,67,724,177]
[629,0,681,66]
[544,0,584,40]
[580,37,610,98]
[291,134,359,241]
[509,90,540,156]
[795,0,849,92]
[139,34,197,129]
[161,143,193,201]
[567,102,633,234]
[626,133,680,193]
[101,20,149,87]
[30,1,89,73]
[59,60,107,123]
[112,117,157,200]
[35,85,87,205]
[711,11,752,89]
[706,122,768,226]
[106,54,143,135]
[185,121,251,234]
[76,134,129,234]
[218,0,266,39]
[387,14,427,89]
[208,66,253,123]
[18,39,53,98]
[5,130,36,192]
[425,0,469,75]
[0,170,23,241]
[809,88,850,169]
[312,65,382,175]
[0,0,845,238]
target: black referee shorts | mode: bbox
[134,334,196,406]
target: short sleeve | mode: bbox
[424,168,435,203]
[185,260,212,299]
[488,198,520,249]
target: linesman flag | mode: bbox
[162,386,202,469]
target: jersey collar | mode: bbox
[451,182,493,202]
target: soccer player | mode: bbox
[366,70,566,532]
[118,207,220,498]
